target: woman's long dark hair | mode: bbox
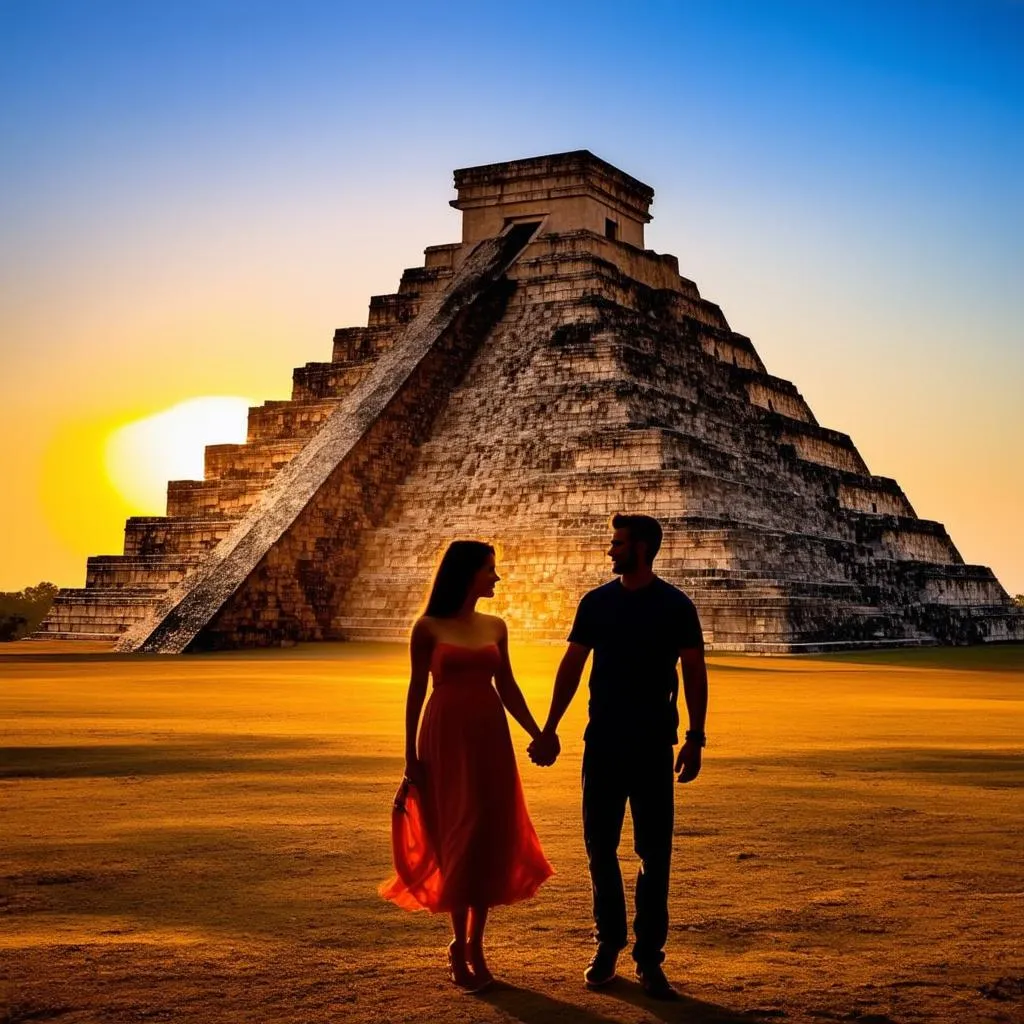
[424,540,495,618]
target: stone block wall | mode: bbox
[781,427,869,475]
[86,555,199,589]
[838,479,915,517]
[123,517,234,557]
[247,400,340,442]
[744,380,815,422]
[879,522,962,564]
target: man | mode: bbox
[528,513,708,1000]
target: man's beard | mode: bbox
[612,554,638,575]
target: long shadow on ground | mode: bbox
[604,978,783,1022]
[0,737,393,779]
[714,747,1024,788]
[481,981,761,1024]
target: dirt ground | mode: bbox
[1,640,1022,1024]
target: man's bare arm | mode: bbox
[528,642,589,766]
[679,646,708,735]
[542,642,590,734]
[675,645,708,783]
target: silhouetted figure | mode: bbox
[380,541,551,992]
[529,514,708,1000]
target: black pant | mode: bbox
[582,740,674,965]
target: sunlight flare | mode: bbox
[104,396,252,513]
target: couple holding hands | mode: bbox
[380,514,709,1000]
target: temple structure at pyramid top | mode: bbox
[451,150,653,246]
[37,150,1024,652]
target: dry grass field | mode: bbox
[1,641,1022,1024]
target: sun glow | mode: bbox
[104,397,252,513]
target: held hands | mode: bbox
[527,728,561,767]
[675,737,703,784]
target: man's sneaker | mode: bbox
[634,962,679,1000]
[583,945,619,987]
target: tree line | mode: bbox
[0,582,59,641]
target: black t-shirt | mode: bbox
[567,576,703,747]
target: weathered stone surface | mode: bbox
[452,150,653,247]
[37,150,1024,650]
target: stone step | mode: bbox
[707,638,935,654]
[333,618,568,645]
[123,516,239,557]
[39,590,166,637]
[330,325,399,363]
[917,579,1010,605]
[246,399,341,442]
[291,361,373,401]
[913,604,1024,644]
[397,264,454,297]
[367,292,422,327]
[35,631,126,642]
[85,554,200,589]
[203,438,306,482]
[166,479,267,518]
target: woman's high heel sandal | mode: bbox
[447,940,474,989]
[466,939,495,993]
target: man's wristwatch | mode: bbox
[685,729,707,748]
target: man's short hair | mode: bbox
[610,513,663,563]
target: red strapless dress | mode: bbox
[380,642,552,912]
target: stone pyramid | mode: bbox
[38,151,1024,652]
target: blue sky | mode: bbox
[1,0,1021,593]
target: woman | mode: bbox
[380,540,552,991]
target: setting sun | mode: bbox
[104,397,252,514]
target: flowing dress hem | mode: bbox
[379,865,554,914]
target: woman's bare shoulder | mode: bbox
[410,616,437,643]
[477,612,508,637]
